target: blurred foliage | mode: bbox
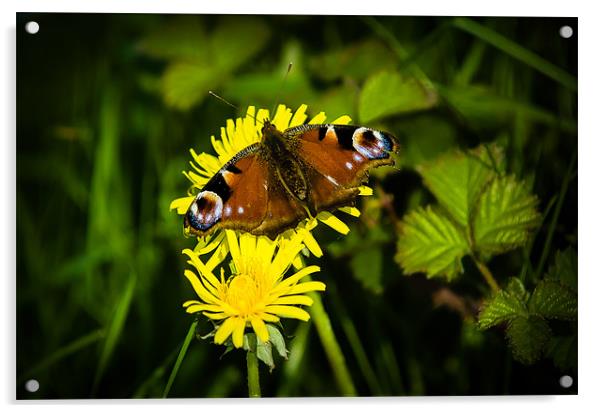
[17,13,576,398]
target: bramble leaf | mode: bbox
[546,247,577,292]
[396,206,470,281]
[546,335,577,371]
[472,175,540,256]
[506,316,551,365]
[529,280,577,320]
[417,146,502,228]
[359,71,437,123]
[477,277,528,329]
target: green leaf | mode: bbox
[161,63,219,110]
[396,206,470,281]
[137,16,208,61]
[506,277,529,302]
[546,335,577,371]
[506,316,551,364]
[359,71,437,123]
[417,146,500,227]
[546,248,577,292]
[351,247,384,294]
[529,280,577,320]
[478,279,528,329]
[210,16,270,72]
[159,16,270,111]
[267,324,288,360]
[472,175,541,256]
[244,333,275,372]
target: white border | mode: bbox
[3,1,600,412]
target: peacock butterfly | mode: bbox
[184,118,399,239]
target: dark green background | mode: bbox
[17,13,577,398]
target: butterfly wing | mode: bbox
[184,143,310,239]
[286,124,399,212]
[184,144,269,237]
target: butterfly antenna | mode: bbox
[208,90,260,124]
[270,62,293,119]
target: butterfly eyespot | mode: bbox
[352,128,392,160]
[186,191,223,231]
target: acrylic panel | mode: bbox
[16,13,577,398]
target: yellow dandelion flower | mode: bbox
[182,230,326,348]
[169,104,372,267]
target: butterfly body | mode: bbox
[184,120,398,239]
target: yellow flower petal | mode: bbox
[290,104,308,127]
[214,317,237,344]
[226,230,240,265]
[272,295,314,306]
[183,300,202,307]
[194,232,226,255]
[184,269,219,305]
[260,313,280,323]
[358,186,373,196]
[183,249,221,291]
[309,111,327,124]
[169,196,194,214]
[338,206,361,217]
[265,305,310,321]
[332,115,352,125]
[281,281,326,295]
[317,212,350,235]
[231,318,246,348]
[203,311,229,320]
[251,317,270,343]
[301,231,323,257]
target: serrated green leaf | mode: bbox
[472,175,540,256]
[396,206,470,281]
[359,71,437,123]
[478,284,528,329]
[506,316,551,365]
[267,324,288,360]
[546,248,577,292]
[417,147,499,227]
[529,280,577,320]
[506,277,529,301]
[546,335,577,371]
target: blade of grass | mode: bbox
[534,151,577,280]
[360,16,434,90]
[277,321,310,396]
[92,271,137,394]
[453,18,577,92]
[132,346,179,398]
[162,320,198,398]
[454,40,487,86]
[381,340,405,395]
[19,329,104,383]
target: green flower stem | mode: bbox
[473,257,500,292]
[246,341,261,398]
[308,290,357,396]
